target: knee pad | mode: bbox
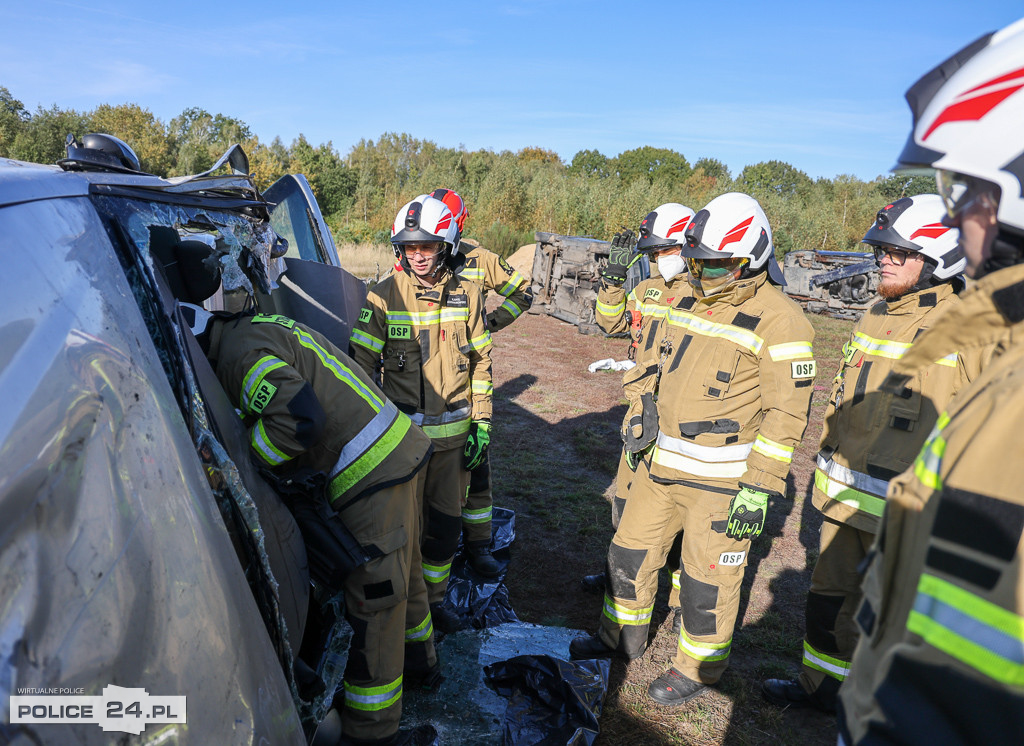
[680,566,719,637]
[607,543,648,601]
[806,592,845,653]
[422,506,462,561]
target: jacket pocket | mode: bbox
[439,324,471,401]
[382,341,421,409]
[703,347,741,400]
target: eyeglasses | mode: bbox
[398,243,442,257]
[872,246,914,266]
[936,170,1000,220]
[685,256,749,279]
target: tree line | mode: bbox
[0,87,934,258]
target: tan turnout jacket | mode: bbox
[455,238,532,331]
[351,267,492,452]
[813,283,990,534]
[838,264,1024,745]
[645,273,816,498]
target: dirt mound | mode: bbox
[506,244,536,281]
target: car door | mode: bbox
[263,174,368,352]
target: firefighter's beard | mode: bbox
[878,268,922,300]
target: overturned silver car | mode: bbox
[0,137,367,744]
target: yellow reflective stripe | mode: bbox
[671,570,681,590]
[461,506,492,524]
[422,561,451,583]
[328,414,411,500]
[386,309,440,324]
[351,329,384,353]
[678,632,731,662]
[596,298,625,316]
[471,379,493,396]
[666,308,764,355]
[240,356,287,413]
[913,414,949,491]
[652,446,748,479]
[501,298,524,318]
[468,332,492,352]
[422,418,472,440]
[814,469,887,517]
[636,301,669,317]
[802,640,850,681]
[406,613,433,643]
[293,328,383,412]
[440,308,470,323]
[498,271,526,296]
[934,353,958,368]
[908,573,1024,685]
[458,268,485,282]
[251,420,291,466]
[602,595,653,626]
[344,677,403,711]
[852,332,913,360]
[768,340,814,361]
[752,434,794,463]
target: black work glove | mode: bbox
[600,228,638,285]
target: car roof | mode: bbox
[0,148,263,211]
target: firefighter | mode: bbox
[761,194,994,713]
[179,304,435,746]
[427,187,532,578]
[570,192,815,707]
[583,204,697,635]
[838,20,1024,744]
[351,196,492,634]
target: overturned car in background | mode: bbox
[0,135,367,744]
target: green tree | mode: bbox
[90,103,171,175]
[10,104,90,165]
[693,157,731,183]
[568,149,610,178]
[739,160,812,200]
[874,173,936,202]
[290,135,358,216]
[0,87,30,158]
[613,146,691,185]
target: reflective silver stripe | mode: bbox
[410,405,472,427]
[656,433,754,462]
[328,401,400,481]
[462,506,492,524]
[815,454,889,498]
[802,640,850,680]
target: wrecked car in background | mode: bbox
[0,136,366,744]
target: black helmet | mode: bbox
[59,133,144,173]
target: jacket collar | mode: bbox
[886,264,1024,386]
[883,283,954,314]
[690,271,765,307]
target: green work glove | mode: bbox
[625,442,653,472]
[463,420,491,470]
[726,487,770,540]
[600,228,638,285]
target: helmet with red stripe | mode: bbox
[430,188,468,232]
[862,194,965,281]
[895,19,1024,240]
[635,203,696,254]
[683,192,786,286]
[391,196,460,273]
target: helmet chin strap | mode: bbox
[980,229,1024,278]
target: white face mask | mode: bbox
[657,253,686,283]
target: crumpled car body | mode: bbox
[0,153,366,744]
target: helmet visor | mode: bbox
[936,170,1000,221]
[685,256,748,293]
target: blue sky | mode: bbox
[1,1,1021,181]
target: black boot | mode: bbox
[429,602,462,636]
[464,540,500,578]
[569,634,628,660]
[405,661,444,693]
[580,572,606,595]
[647,667,707,706]
[670,608,682,637]
[761,678,835,713]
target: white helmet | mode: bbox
[683,192,786,285]
[635,202,696,254]
[894,18,1024,235]
[391,196,460,271]
[861,194,965,281]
